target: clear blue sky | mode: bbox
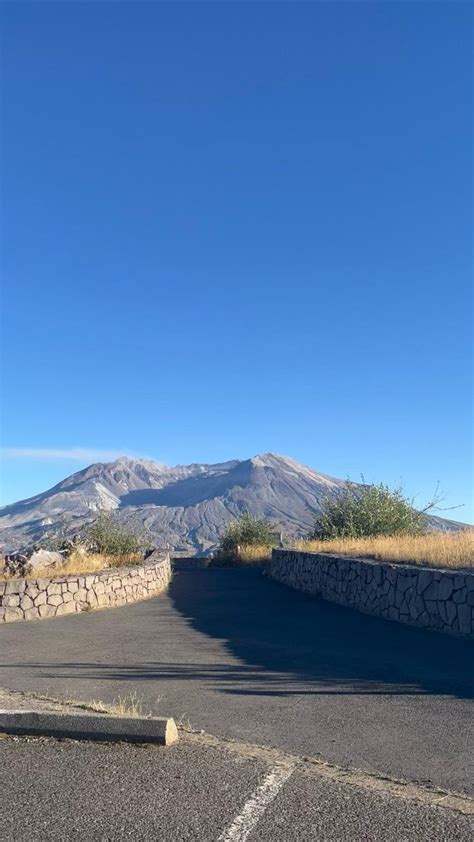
[1,2,472,521]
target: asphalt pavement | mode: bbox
[1,734,472,841]
[1,568,473,796]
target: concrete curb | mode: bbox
[0,709,179,746]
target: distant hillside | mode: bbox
[0,453,467,553]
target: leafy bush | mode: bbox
[220,512,277,554]
[85,513,148,557]
[37,533,73,553]
[309,480,432,541]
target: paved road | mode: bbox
[1,735,473,841]
[1,569,473,795]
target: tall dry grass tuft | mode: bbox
[236,544,273,565]
[295,530,474,569]
[84,691,145,718]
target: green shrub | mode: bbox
[220,512,277,554]
[310,480,429,541]
[84,513,148,557]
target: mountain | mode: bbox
[0,454,466,553]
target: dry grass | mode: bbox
[43,551,111,576]
[211,544,273,567]
[84,692,147,718]
[295,530,474,569]
[1,549,143,580]
[237,544,273,565]
[22,690,158,719]
[51,549,142,576]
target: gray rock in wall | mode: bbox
[0,551,171,624]
[269,550,473,639]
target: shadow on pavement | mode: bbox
[0,569,472,701]
[165,568,474,699]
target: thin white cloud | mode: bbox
[1,447,131,462]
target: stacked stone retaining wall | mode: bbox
[270,550,474,638]
[0,550,171,624]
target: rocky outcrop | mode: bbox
[0,551,170,623]
[269,550,474,638]
[4,549,65,578]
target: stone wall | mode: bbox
[171,556,210,570]
[269,550,474,638]
[0,551,171,624]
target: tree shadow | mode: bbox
[166,568,474,699]
[0,569,472,702]
[0,659,425,696]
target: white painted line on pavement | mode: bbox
[218,763,295,842]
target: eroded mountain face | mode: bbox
[0,453,465,553]
[0,454,345,552]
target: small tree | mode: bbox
[310,480,436,541]
[220,512,277,555]
[85,512,148,557]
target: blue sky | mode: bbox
[1,2,472,521]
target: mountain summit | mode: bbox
[0,454,347,552]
